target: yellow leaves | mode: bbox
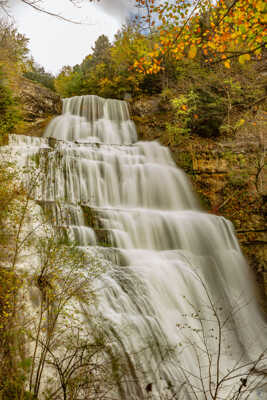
[207,41,216,50]
[146,64,162,75]
[99,78,110,87]
[257,0,265,11]
[134,0,265,74]
[238,53,251,64]
[218,45,226,53]
[188,45,197,59]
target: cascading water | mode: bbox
[7,95,266,399]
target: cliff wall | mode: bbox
[132,96,266,305]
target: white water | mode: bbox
[7,95,267,399]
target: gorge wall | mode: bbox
[14,77,62,137]
[15,80,266,303]
[132,96,267,304]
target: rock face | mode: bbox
[16,77,62,136]
[132,97,267,306]
[18,77,62,120]
[131,96,164,117]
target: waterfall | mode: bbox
[6,95,266,399]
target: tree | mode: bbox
[0,67,22,142]
[134,0,267,73]
[0,18,29,65]
[0,152,32,398]
[27,232,105,398]
[154,265,267,400]
[54,66,84,97]
[54,25,161,99]
[0,148,115,399]
[91,35,111,65]
[175,278,267,399]
[42,325,124,400]
[23,62,55,91]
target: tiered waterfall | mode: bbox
[8,95,267,399]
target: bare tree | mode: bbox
[173,270,267,400]
[0,0,98,24]
[0,150,110,399]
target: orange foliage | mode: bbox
[134,0,267,73]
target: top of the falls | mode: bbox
[44,95,137,145]
[63,95,130,122]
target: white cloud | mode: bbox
[97,0,132,18]
[5,0,133,74]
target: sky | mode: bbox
[3,0,134,74]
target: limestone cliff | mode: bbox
[15,77,62,136]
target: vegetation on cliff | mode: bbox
[0,155,120,399]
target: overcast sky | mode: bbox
[4,0,134,74]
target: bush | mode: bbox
[189,87,227,138]
[24,69,55,91]
[0,67,21,143]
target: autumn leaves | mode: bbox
[134,0,267,73]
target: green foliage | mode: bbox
[0,67,22,143]
[176,151,193,173]
[54,27,159,99]
[54,35,113,98]
[0,18,29,65]
[1,381,37,400]
[165,90,197,144]
[0,158,27,399]
[0,18,59,138]
[189,87,227,137]
[90,34,111,66]
[0,19,31,138]
[228,171,249,189]
[23,65,55,91]
[55,66,84,97]
[162,57,265,139]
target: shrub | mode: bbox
[0,67,21,143]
